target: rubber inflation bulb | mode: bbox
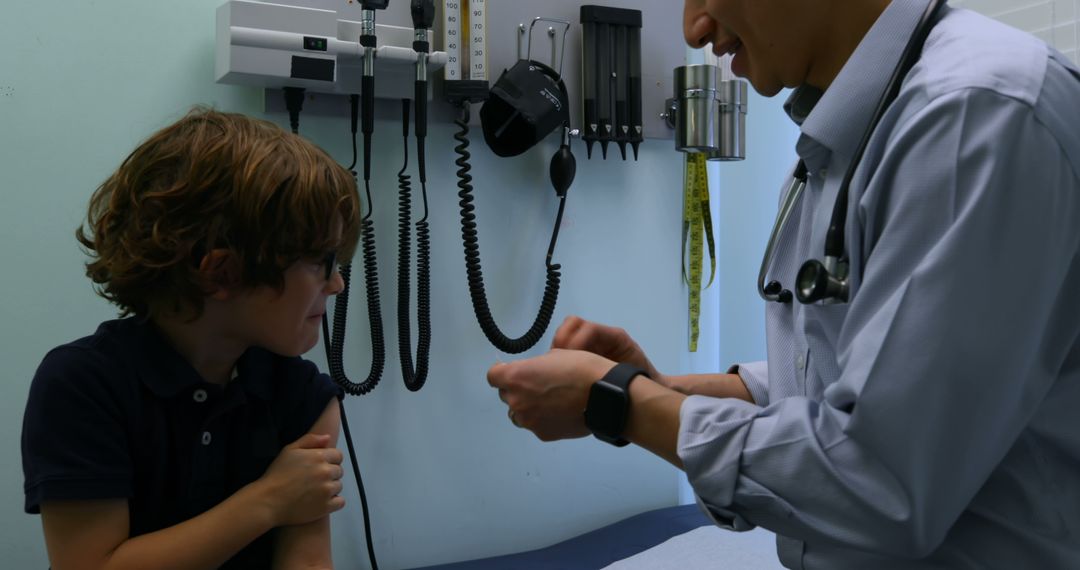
[550,145,576,197]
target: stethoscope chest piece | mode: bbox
[758,0,945,307]
[795,257,849,304]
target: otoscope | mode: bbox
[327,2,390,398]
[322,2,392,568]
[328,0,391,394]
[395,0,435,391]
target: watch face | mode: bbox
[585,380,629,439]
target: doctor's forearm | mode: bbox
[624,378,687,469]
[663,373,753,402]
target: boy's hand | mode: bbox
[256,433,345,527]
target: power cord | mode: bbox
[397,0,436,390]
[332,89,382,570]
[396,100,432,391]
[284,87,380,570]
[328,84,387,399]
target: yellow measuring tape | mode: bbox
[682,153,716,352]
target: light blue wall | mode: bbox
[1,3,798,567]
[712,90,801,373]
[676,88,801,505]
[0,2,746,568]
[675,50,801,503]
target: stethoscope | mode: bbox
[758,0,947,305]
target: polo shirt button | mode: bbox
[796,354,806,371]
[201,431,212,446]
[193,389,208,403]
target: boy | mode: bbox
[22,107,361,569]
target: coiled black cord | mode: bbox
[326,92,380,570]
[454,104,566,354]
[397,100,432,391]
[288,88,378,570]
[329,94,385,397]
[329,240,384,396]
[283,91,382,395]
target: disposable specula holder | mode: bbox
[580,5,643,161]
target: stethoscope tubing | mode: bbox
[757,0,947,305]
[757,161,807,303]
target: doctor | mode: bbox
[487,0,1080,567]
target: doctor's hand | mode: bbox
[488,349,615,441]
[551,316,667,386]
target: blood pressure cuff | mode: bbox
[481,60,569,157]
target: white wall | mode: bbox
[953,0,1080,63]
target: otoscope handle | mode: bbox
[362,76,375,135]
[414,81,428,139]
[361,35,377,76]
[362,74,375,179]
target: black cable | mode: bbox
[337,10,385,566]
[328,94,384,397]
[453,104,564,354]
[347,94,360,173]
[286,87,377,570]
[825,0,947,261]
[283,87,305,135]
[397,100,432,391]
[339,397,377,570]
[324,90,381,570]
[320,320,378,570]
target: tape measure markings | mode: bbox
[682,153,715,352]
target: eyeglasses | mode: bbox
[321,250,338,281]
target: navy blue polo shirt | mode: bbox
[22,317,342,568]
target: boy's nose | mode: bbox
[327,268,345,295]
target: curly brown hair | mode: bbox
[76,107,361,319]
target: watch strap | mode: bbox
[585,362,649,447]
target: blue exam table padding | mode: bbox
[409,504,713,570]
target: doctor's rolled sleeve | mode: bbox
[678,4,1080,569]
[728,361,770,407]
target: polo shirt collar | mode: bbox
[235,348,274,400]
[126,317,274,401]
[790,0,933,171]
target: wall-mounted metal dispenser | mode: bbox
[665,63,748,161]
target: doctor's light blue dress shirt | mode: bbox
[676,1,1080,569]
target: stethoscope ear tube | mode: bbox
[757,161,808,303]
[761,0,947,306]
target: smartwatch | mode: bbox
[584,363,649,447]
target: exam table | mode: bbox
[409,504,782,569]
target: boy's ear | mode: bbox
[198,249,242,300]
